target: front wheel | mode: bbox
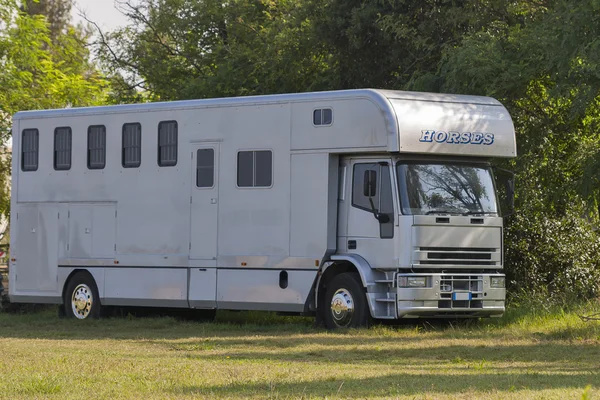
[64,272,102,319]
[322,273,370,329]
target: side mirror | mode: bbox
[493,166,516,217]
[363,170,377,197]
[506,176,515,211]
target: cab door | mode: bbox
[345,159,396,268]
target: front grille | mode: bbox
[439,275,483,309]
[438,300,483,309]
[416,247,499,267]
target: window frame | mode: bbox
[21,128,39,172]
[87,125,106,170]
[351,161,395,239]
[236,149,273,189]
[122,122,142,169]
[157,120,178,167]
[395,160,499,216]
[312,108,333,127]
[196,148,215,189]
[53,126,72,171]
[351,163,382,213]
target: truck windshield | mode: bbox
[396,163,498,216]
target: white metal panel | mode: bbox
[217,104,291,258]
[68,204,92,258]
[12,205,39,292]
[216,269,315,311]
[37,206,59,293]
[190,144,219,260]
[391,99,516,158]
[290,153,333,258]
[12,205,59,295]
[188,267,217,308]
[104,267,187,303]
[57,204,69,261]
[92,204,116,258]
[291,98,389,151]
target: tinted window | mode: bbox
[21,129,39,172]
[379,166,394,238]
[87,125,106,170]
[237,150,272,187]
[352,163,394,238]
[237,151,254,187]
[313,108,333,126]
[54,127,72,170]
[122,123,141,168]
[255,150,272,187]
[196,148,214,188]
[158,121,177,167]
[396,163,498,215]
[313,109,322,125]
[352,164,380,211]
[323,108,333,125]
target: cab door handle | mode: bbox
[348,240,357,250]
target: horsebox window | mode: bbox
[21,129,39,172]
[122,123,142,168]
[237,150,272,187]
[158,121,177,167]
[87,125,106,170]
[313,108,333,126]
[196,148,214,188]
[54,127,72,171]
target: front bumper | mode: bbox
[396,273,505,318]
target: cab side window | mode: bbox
[352,163,394,238]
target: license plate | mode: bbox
[452,292,472,301]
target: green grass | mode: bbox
[1,304,600,399]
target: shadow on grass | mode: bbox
[164,341,600,365]
[1,306,599,345]
[170,371,597,398]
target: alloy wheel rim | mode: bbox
[330,288,355,327]
[71,284,93,319]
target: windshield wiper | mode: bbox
[425,210,458,215]
[462,211,498,216]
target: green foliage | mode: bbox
[505,205,600,304]
[99,0,330,101]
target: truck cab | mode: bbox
[329,156,507,325]
[317,91,515,328]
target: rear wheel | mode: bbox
[64,272,102,319]
[322,273,370,329]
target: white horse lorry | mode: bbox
[8,89,516,328]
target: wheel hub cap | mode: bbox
[330,288,354,327]
[71,284,93,319]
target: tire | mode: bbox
[322,272,370,329]
[64,272,102,319]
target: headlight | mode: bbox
[398,276,427,287]
[490,277,505,288]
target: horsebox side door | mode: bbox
[188,143,219,308]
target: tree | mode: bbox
[22,0,73,41]
[96,0,330,101]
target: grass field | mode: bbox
[1,304,599,399]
